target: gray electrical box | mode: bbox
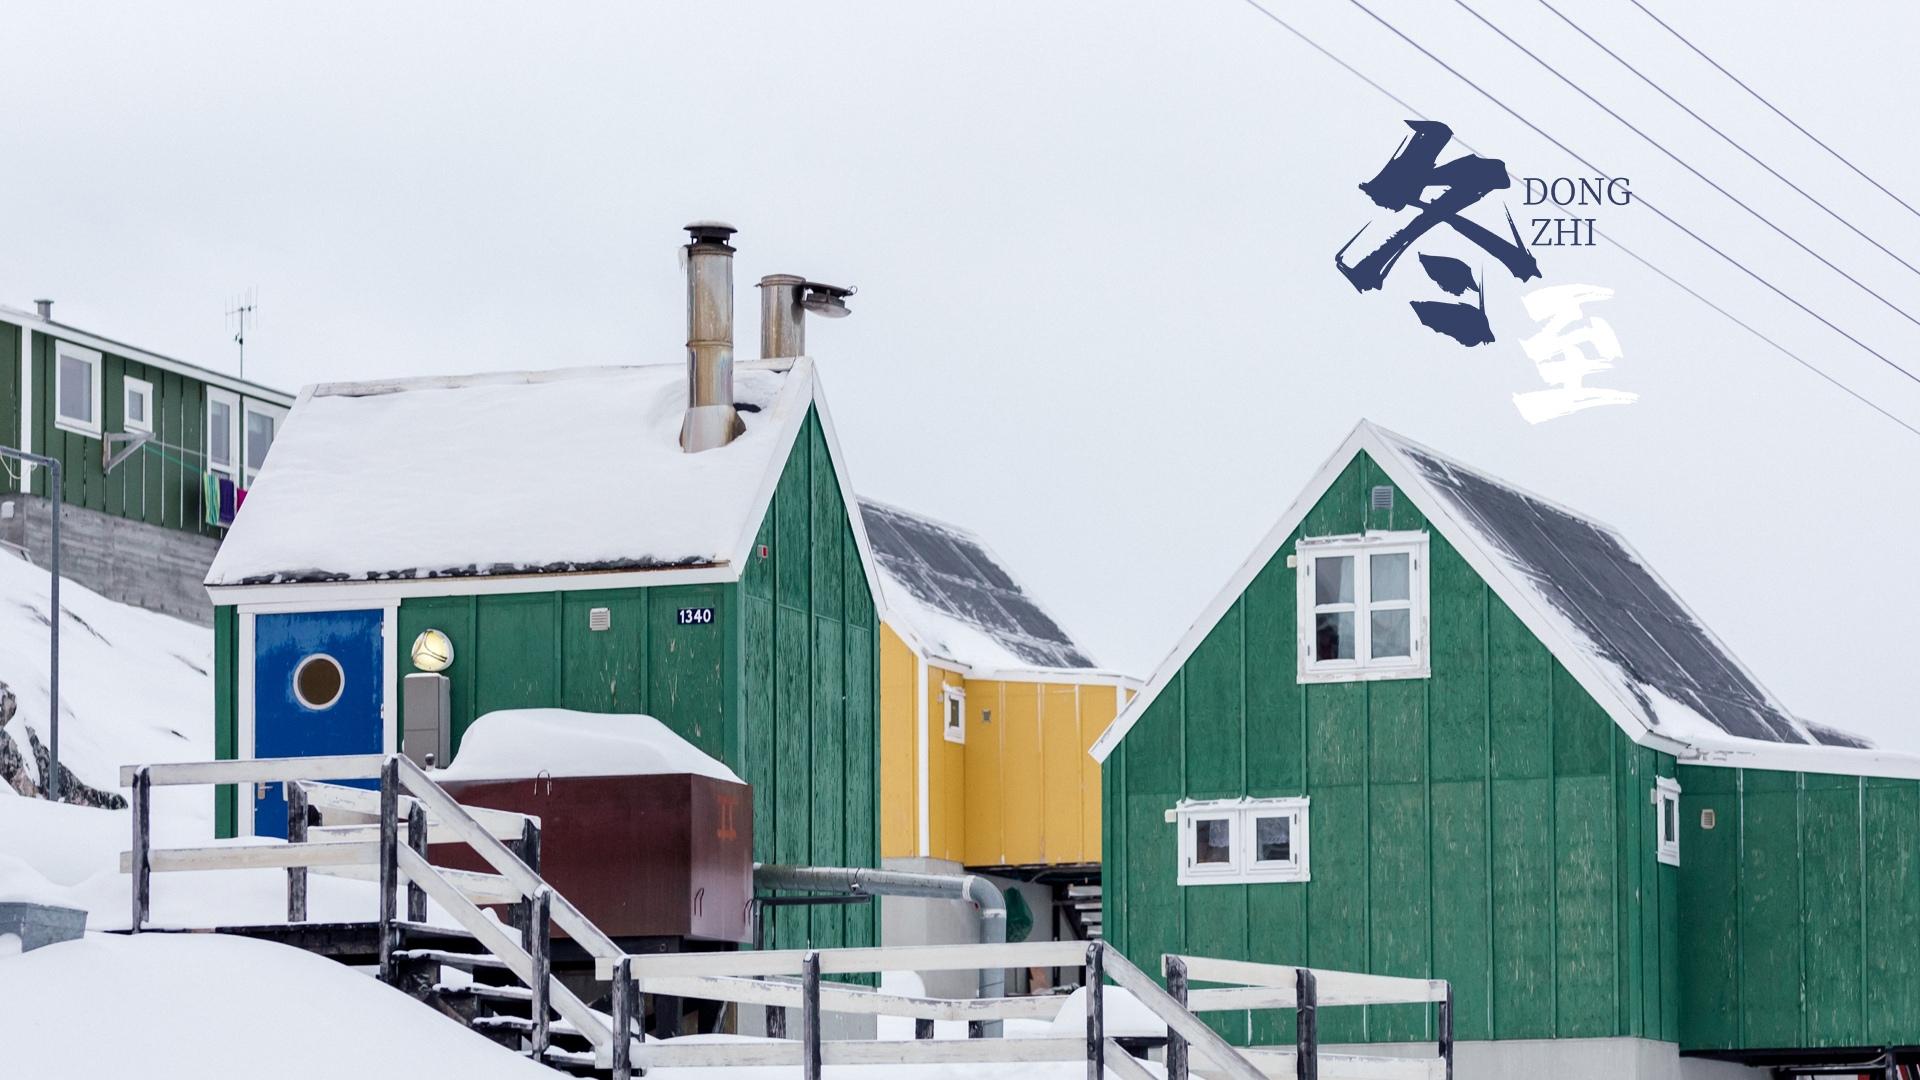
[402,672,452,769]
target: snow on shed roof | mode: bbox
[207,358,867,590]
[1094,421,1907,779]
[860,498,1114,677]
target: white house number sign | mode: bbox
[675,607,716,626]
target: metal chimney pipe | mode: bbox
[680,221,745,453]
[33,299,52,320]
[757,274,806,360]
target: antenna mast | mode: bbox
[226,289,257,380]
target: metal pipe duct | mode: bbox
[753,862,1009,1024]
[757,274,807,360]
[680,221,745,453]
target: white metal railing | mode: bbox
[120,754,626,1069]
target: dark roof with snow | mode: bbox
[859,498,1096,671]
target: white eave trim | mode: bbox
[206,559,741,606]
[0,307,294,405]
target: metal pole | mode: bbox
[378,757,399,984]
[130,766,151,931]
[801,950,822,1080]
[1165,955,1190,1080]
[46,458,59,802]
[1086,942,1105,1080]
[612,956,635,1080]
[1295,968,1318,1080]
[286,780,308,922]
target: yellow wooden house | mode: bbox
[861,498,1136,938]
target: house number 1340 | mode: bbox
[676,607,715,625]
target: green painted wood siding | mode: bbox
[1677,764,1920,1051]
[1102,451,1678,1045]
[0,321,288,533]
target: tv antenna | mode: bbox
[226,289,257,380]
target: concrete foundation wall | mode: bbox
[0,494,216,626]
[1321,1038,1766,1080]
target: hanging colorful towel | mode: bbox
[202,473,242,528]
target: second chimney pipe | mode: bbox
[681,221,745,453]
[758,274,806,359]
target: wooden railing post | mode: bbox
[1438,981,1454,1080]
[377,757,399,984]
[914,1018,934,1039]
[286,780,309,922]
[611,956,635,1080]
[1295,968,1318,1080]
[513,817,541,952]
[130,766,151,932]
[530,888,552,1060]
[801,949,822,1080]
[405,800,428,923]
[1085,941,1105,1080]
[1165,954,1190,1080]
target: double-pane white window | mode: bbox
[1297,533,1429,682]
[243,401,287,485]
[54,342,102,437]
[206,388,239,476]
[1170,796,1310,885]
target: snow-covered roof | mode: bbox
[207,357,877,598]
[435,709,742,783]
[860,498,1127,682]
[1093,420,1916,780]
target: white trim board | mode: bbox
[1090,419,1920,783]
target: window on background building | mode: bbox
[1297,532,1430,682]
[1654,776,1682,866]
[942,685,965,744]
[1171,796,1311,885]
[243,402,287,484]
[123,377,153,434]
[206,389,239,476]
[54,342,102,437]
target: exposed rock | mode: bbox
[26,727,125,809]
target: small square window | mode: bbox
[1653,776,1682,866]
[54,342,102,437]
[1173,796,1310,885]
[942,686,965,745]
[1298,532,1429,682]
[123,377,154,434]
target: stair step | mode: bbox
[437,983,534,1004]
[538,1047,598,1069]
[396,948,512,971]
[396,920,478,940]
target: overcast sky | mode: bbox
[3,1,1916,749]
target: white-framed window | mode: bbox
[1168,796,1310,886]
[53,341,103,437]
[942,685,966,744]
[206,388,240,477]
[122,376,154,434]
[1653,776,1681,866]
[1296,532,1430,683]
[243,400,287,485]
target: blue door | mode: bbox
[253,609,385,838]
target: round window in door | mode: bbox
[293,654,345,710]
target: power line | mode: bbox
[1449,0,1920,335]
[1339,0,1920,390]
[1627,0,1920,225]
[1229,0,1920,439]
[1533,0,1920,281]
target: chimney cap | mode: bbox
[32,299,52,319]
[685,220,737,244]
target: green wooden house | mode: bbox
[0,301,292,622]
[203,226,883,953]
[1091,421,1919,1078]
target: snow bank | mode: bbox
[435,709,741,784]
[0,933,552,1079]
[0,548,212,803]
[207,362,811,585]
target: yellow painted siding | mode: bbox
[877,617,1127,868]
[878,624,918,859]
